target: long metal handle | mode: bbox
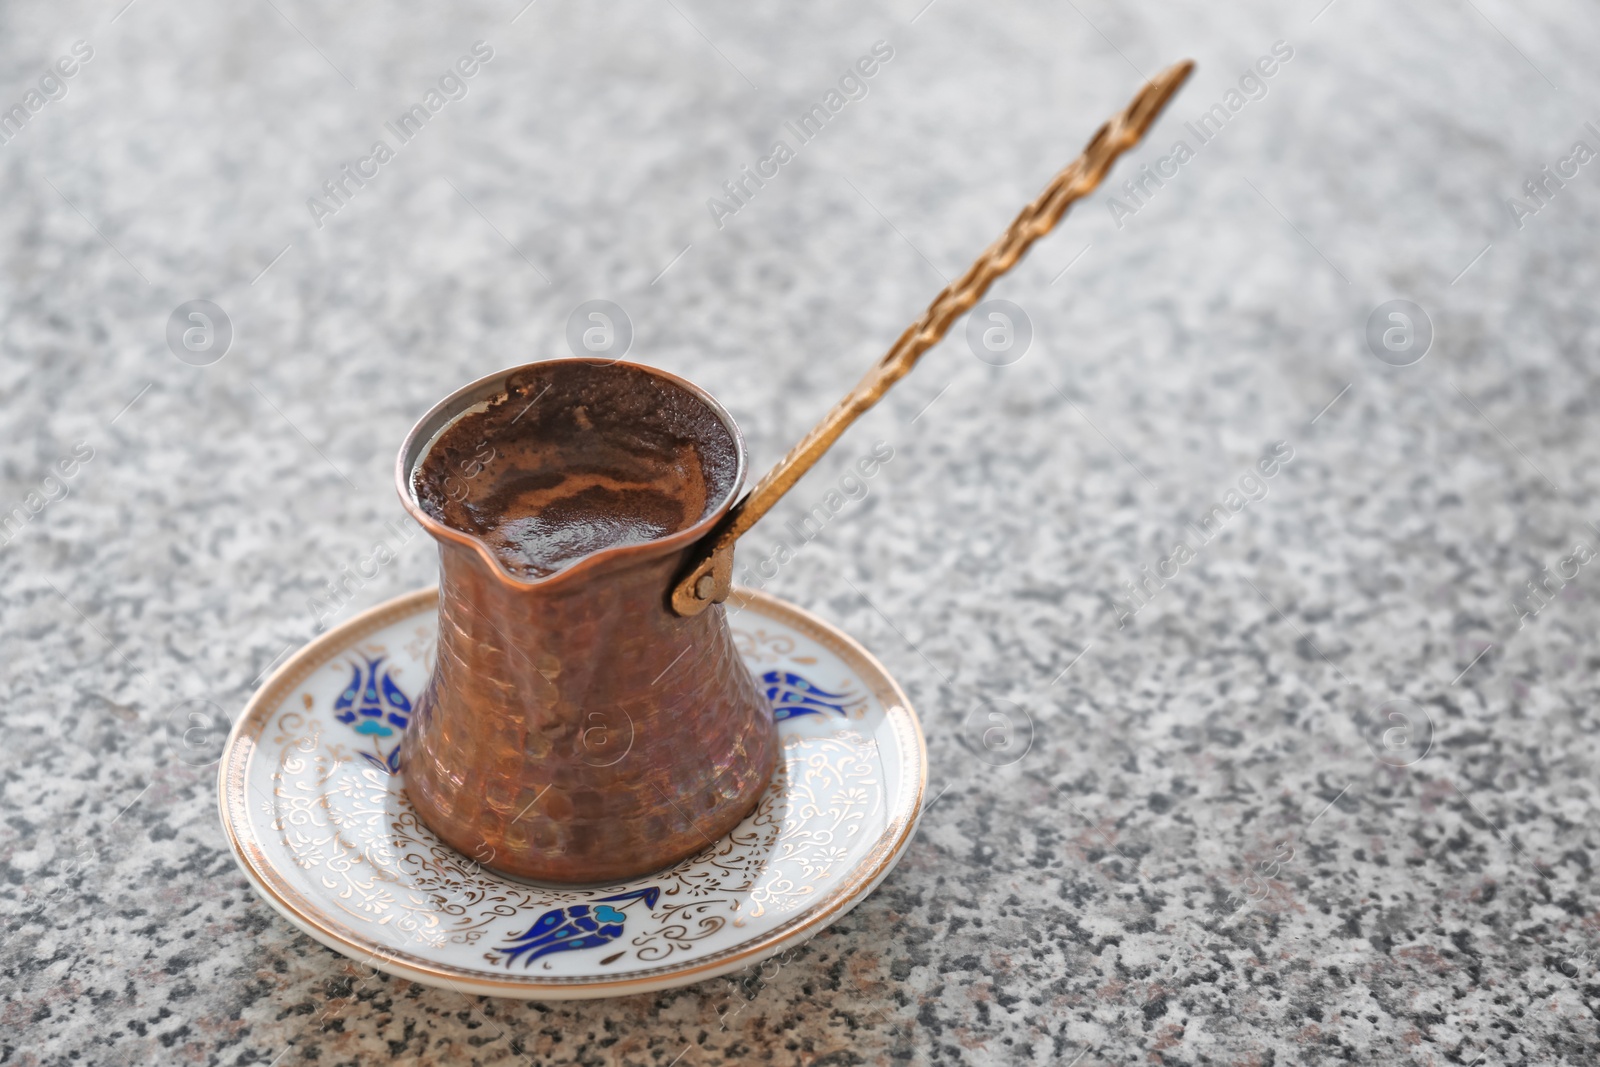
[671,59,1196,616]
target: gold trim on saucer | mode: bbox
[217,587,925,999]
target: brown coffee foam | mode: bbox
[415,362,738,579]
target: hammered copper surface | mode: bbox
[397,360,777,884]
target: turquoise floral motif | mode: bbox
[493,887,661,968]
[485,673,854,969]
[762,670,853,720]
[333,655,412,774]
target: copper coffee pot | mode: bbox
[396,61,1193,885]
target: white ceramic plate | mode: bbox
[217,587,925,999]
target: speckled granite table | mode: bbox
[5,1,1600,1064]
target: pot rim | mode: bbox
[394,357,747,590]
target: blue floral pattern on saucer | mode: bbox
[332,654,412,774]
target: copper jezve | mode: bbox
[394,60,1194,885]
[399,360,777,884]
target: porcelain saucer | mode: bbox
[217,587,925,1000]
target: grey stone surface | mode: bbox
[4,0,1600,1063]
